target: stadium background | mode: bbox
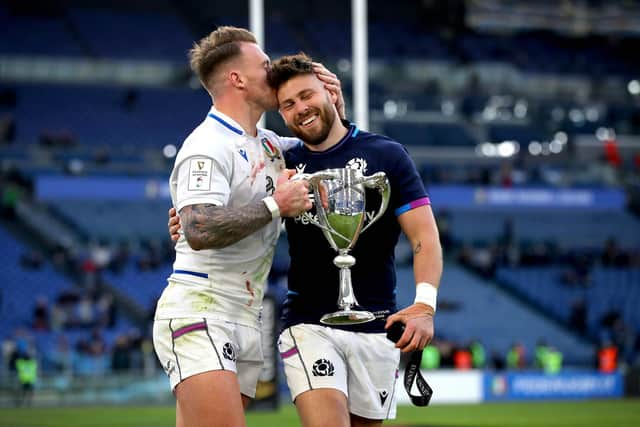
[1,0,639,425]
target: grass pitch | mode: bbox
[0,400,638,427]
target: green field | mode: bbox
[0,400,639,427]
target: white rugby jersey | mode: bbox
[155,106,299,327]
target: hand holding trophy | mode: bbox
[293,168,390,325]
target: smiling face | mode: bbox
[277,73,337,145]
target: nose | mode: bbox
[295,104,311,121]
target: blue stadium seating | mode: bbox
[497,266,640,334]
[0,8,83,57]
[486,123,547,144]
[11,84,209,146]
[0,223,140,373]
[0,225,69,336]
[447,208,640,249]
[395,264,594,365]
[265,17,305,55]
[67,9,193,61]
[105,263,170,310]
[383,122,477,146]
[49,200,171,243]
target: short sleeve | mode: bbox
[175,155,231,211]
[386,145,429,215]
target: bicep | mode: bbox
[398,205,439,248]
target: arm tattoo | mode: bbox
[414,241,422,255]
[180,201,272,250]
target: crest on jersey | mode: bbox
[261,137,281,161]
[222,342,237,362]
[312,358,335,376]
[346,157,367,173]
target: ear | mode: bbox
[229,70,245,89]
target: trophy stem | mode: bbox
[335,251,357,310]
[320,251,376,325]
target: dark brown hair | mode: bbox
[267,53,314,90]
[189,26,256,88]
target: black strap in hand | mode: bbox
[386,322,433,407]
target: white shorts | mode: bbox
[153,318,263,397]
[278,324,400,420]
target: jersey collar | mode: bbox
[207,106,245,136]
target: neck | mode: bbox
[305,116,349,152]
[212,94,264,137]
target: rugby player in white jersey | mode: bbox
[153,27,344,427]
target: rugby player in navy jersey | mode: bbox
[268,54,442,427]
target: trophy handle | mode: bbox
[292,171,341,187]
[360,172,390,234]
[292,171,353,249]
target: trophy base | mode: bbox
[320,310,376,325]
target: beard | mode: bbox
[288,101,336,145]
[247,79,278,112]
[255,87,278,111]
[260,88,278,111]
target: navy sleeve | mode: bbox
[384,143,429,215]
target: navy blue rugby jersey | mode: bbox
[281,122,429,333]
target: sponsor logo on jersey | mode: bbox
[222,342,237,362]
[312,358,335,376]
[188,158,212,191]
[261,137,281,161]
[294,210,377,225]
[238,148,248,161]
[295,163,307,174]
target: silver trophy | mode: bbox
[294,168,390,325]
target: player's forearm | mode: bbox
[180,202,272,250]
[412,233,443,289]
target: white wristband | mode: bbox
[414,282,437,312]
[262,196,280,219]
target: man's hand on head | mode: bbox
[313,62,345,120]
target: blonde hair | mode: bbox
[189,26,257,89]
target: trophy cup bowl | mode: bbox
[295,168,390,325]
